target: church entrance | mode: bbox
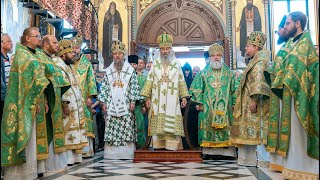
[134,0,229,66]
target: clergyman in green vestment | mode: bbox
[128,55,147,148]
[231,31,271,167]
[70,35,97,158]
[1,27,50,180]
[189,43,236,157]
[36,35,71,173]
[266,12,319,179]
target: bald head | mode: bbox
[41,35,59,55]
[192,66,200,77]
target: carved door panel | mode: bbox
[136,0,225,47]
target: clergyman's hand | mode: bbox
[142,107,147,114]
[130,103,135,111]
[146,98,151,109]
[181,98,187,108]
[102,103,107,113]
[36,105,41,114]
[62,103,70,115]
[45,102,49,114]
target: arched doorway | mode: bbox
[135,0,229,66]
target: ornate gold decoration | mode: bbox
[247,31,267,48]
[111,41,126,54]
[208,0,223,10]
[57,39,74,57]
[208,43,224,56]
[70,35,83,47]
[140,0,154,12]
[113,79,124,88]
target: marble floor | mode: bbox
[31,152,284,180]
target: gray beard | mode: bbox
[210,61,222,69]
[160,51,174,64]
[73,53,81,61]
[114,61,124,71]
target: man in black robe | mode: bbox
[237,0,262,57]
[102,1,123,68]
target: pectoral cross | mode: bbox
[160,73,170,83]
[113,80,124,88]
[168,82,177,95]
[212,78,221,88]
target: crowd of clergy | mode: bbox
[0,11,319,180]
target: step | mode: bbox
[32,9,53,18]
[60,28,78,37]
[22,2,40,9]
[45,18,63,29]
[133,148,203,163]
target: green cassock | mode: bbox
[266,31,319,160]
[71,54,97,138]
[134,73,147,147]
[1,44,50,166]
[36,49,70,157]
[189,63,236,147]
[232,50,271,145]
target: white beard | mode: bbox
[160,50,174,64]
[210,61,222,69]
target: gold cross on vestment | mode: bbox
[68,134,76,143]
[161,89,167,96]
[153,98,159,105]
[168,82,178,95]
[169,62,177,70]
[154,61,161,69]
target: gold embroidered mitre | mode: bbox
[70,35,83,47]
[208,43,224,56]
[247,31,267,48]
[57,39,74,57]
[111,41,126,54]
[157,32,173,48]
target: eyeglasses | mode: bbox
[285,21,295,26]
[29,35,42,40]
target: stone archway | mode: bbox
[136,0,225,47]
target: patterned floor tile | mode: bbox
[37,153,284,180]
[108,167,158,174]
[163,168,214,176]
[91,175,149,180]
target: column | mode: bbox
[127,0,133,54]
[262,0,271,51]
[230,0,237,69]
